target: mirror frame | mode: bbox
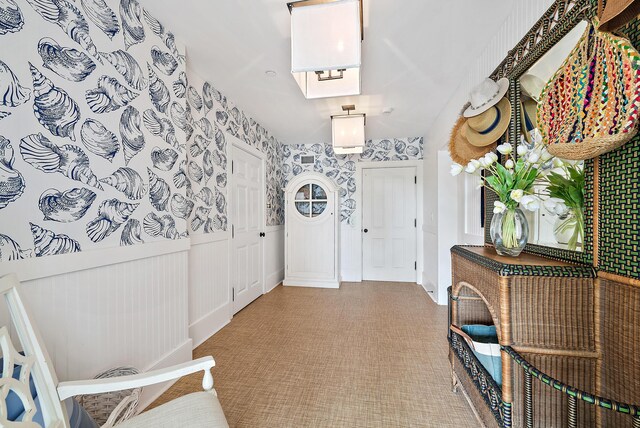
[483,0,597,265]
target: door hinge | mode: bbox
[231,160,234,174]
[414,175,417,184]
[231,224,234,238]
[232,287,235,302]
[414,261,417,270]
[414,218,417,228]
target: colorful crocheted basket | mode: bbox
[538,20,640,160]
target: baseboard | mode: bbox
[340,270,361,282]
[283,279,340,289]
[421,273,438,303]
[137,339,193,411]
[266,269,284,292]
[189,304,231,349]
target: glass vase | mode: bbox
[553,208,584,251]
[490,207,529,257]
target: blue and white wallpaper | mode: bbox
[282,137,423,223]
[0,0,285,262]
[183,71,284,233]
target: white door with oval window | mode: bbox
[284,173,340,288]
[362,167,417,282]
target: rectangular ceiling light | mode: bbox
[290,0,362,73]
[289,0,363,99]
[332,113,365,154]
[292,68,361,99]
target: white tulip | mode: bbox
[465,162,477,173]
[478,157,488,167]
[521,195,540,211]
[517,145,529,156]
[528,152,541,164]
[450,164,464,176]
[493,201,507,214]
[497,143,513,155]
[505,159,515,169]
[554,200,569,216]
[544,197,560,211]
[476,179,484,189]
[541,148,553,162]
[510,189,524,202]
[553,158,564,168]
[483,153,497,167]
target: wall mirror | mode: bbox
[518,20,588,253]
[483,0,595,264]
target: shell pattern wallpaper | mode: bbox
[0,0,284,262]
[282,138,424,223]
[183,72,285,234]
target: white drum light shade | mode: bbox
[292,68,361,99]
[290,0,362,73]
[332,114,365,154]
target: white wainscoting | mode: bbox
[1,245,192,409]
[188,233,231,349]
[264,226,285,293]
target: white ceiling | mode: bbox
[141,0,515,145]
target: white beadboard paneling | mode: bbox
[265,226,284,293]
[0,240,190,282]
[423,0,555,304]
[188,234,231,348]
[1,250,191,408]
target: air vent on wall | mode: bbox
[301,155,315,164]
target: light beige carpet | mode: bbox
[150,282,477,427]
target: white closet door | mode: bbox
[362,167,417,282]
[231,145,263,314]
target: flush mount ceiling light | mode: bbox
[288,0,363,99]
[331,104,366,154]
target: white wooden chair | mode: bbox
[0,273,229,427]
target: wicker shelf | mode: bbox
[450,245,597,427]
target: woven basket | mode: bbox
[77,366,141,427]
[538,19,640,160]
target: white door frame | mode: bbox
[354,160,424,284]
[228,134,266,317]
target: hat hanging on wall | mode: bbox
[449,115,497,165]
[521,98,538,144]
[462,97,512,147]
[598,0,640,32]
[520,74,546,102]
[463,77,509,117]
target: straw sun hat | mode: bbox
[598,0,640,32]
[463,77,509,117]
[462,97,512,147]
[449,116,496,166]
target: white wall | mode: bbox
[423,0,555,305]
[0,243,192,409]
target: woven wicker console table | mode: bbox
[449,245,597,428]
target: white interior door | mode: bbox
[231,145,264,314]
[362,167,417,282]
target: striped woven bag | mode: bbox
[538,20,640,160]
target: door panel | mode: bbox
[232,145,264,314]
[362,167,417,282]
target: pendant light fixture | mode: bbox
[332,105,366,154]
[288,0,363,99]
